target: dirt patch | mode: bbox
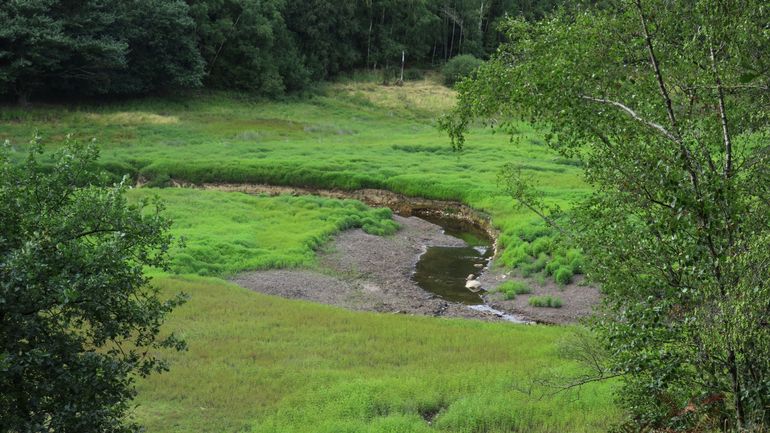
[233,216,508,321]
[477,272,602,324]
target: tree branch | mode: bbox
[581,96,679,143]
[709,45,733,178]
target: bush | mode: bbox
[496,281,532,300]
[554,267,573,285]
[442,55,483,87]
[528,296,563,308]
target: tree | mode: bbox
[107,0,204,94]
[188,0,309,96]
[0,0,203,102]
[0,0,127,103]
[444,0,770,430]
[0,138,186,432]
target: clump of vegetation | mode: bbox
[0,141,186,432]
[496,280,532,300]
[553,267,573,286]
[442,54,483,87]
[528,296,563,308]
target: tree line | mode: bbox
[0,0,561,103]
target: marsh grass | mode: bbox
[496,280,533,300]
[134,277,617,433]
[130,189,398,276]
[0,77,617,432]
[528,296,564,308]
[0,79,588,282]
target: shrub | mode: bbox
[442,55,483,87]
[528,296,563,308]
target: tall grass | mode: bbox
[134,277,618,433]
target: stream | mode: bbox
[412,215,529,323]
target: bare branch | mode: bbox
[581,96,679,143]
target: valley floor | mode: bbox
[1,76,616,432]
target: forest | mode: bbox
[1,0,561,102]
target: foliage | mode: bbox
[0,0,568,100]
[447,0,770,430]
[187,0,307,96]
[0,0,203,102]
[528,296,563,308]
[0,139,186,432]
[442,54,483,86]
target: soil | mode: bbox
[232,215,601,324]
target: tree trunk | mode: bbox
[728,350,746,429]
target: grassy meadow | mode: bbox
[136,277,617,433]
[1,75,589,277]
[0,76,614,431]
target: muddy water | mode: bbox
[412,215,493,305]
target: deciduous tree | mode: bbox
[445,1,770,430]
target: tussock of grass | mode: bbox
[134,277,617,433]
[528,296,564,308]
[496,280,532,300]
[130,189,398,276]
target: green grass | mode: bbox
[134,276,617,433]
[528,296,564,309]
[495,280,533,300]
[0,77,589,280]
[131,189,398,276]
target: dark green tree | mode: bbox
[0,0,202,102]
[108,0,204,94]
[188,0,308,95]
[0,138,186,432]
[0,0,126,103]
[445,0,770,430]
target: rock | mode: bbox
[474,263,484,268]
[465,280,482,291]
[466,274,475,281]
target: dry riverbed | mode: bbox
[232,215,600,324]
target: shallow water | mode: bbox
[412,216,493,305]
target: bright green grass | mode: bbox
[131,189,398,276]
[135,276,618,433]
[0,78,589,275]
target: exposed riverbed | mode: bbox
[203,183,600,324]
